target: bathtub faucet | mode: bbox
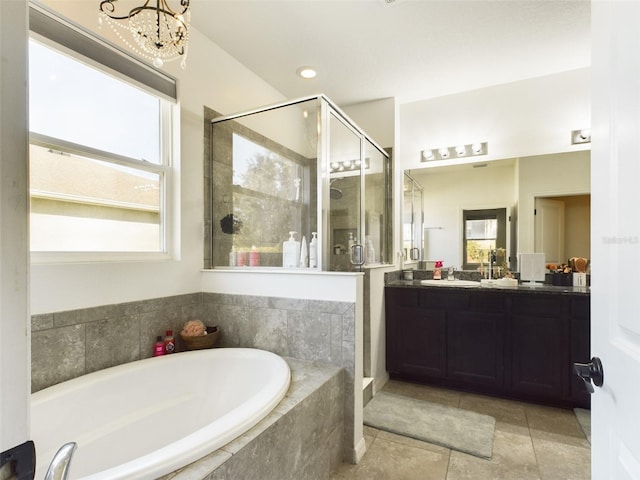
[44,442,77,480]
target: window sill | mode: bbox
[30,251,173,264]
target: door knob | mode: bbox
[574,356,604,394]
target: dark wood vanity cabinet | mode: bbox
[385,286,590,408]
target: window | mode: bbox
[462,208,507,270]
[229,133,309,263]
[28,9,177,258]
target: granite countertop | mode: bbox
[386,279,590,296]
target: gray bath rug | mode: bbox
[363,391,495,459]
[574,408,591,444]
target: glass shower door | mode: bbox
[327,111,362,272]
[364,139,389,265]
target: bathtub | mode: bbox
[31,348,291,480]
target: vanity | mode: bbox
[385,280,590,409]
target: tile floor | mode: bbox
[331,380,591,480]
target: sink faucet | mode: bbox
[44,442,77,480]
[489,249,497,279]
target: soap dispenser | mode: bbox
[282,231,301,268]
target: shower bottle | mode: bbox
[283,231,300,268]
[309,232,318,268]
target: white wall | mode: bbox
[561,195,591,259]
[517,151,590,255]
[399,68,591,171]
[31,1,288,314]
[343,98,395,149]
[412,161,517,268]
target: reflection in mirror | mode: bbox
[408,151,590,273]
[402,172,423,262]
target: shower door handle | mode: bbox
[350,244,364,266]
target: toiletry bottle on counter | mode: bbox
[300,235,308,267]
[237,250,246,266]
[433,260,443,280]
[309,232,318,268]
[153,336,165,356]
[283,231,300,267]
[249,245,260,266]
[229,248,237,267]
[164,330,175,354]
[348,232,355,252]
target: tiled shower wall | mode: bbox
[31,292,356,459]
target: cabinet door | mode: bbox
[447,311,505,387]
[395,306,446,378]
[570,297,591,407]
[511,314,565,399]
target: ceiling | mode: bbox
[191,0,591,107]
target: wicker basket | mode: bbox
[180,326,220,350]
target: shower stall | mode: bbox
[207,95,392,272]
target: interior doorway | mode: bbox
[534,194,591,265]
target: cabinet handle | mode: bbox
[574,356,604,394]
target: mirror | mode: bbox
[407,150,590,271]
[402,172,423,263]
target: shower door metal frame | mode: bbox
[210,94,390,271]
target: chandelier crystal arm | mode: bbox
[98,0,190,69]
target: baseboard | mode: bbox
[352,436,367,464]
[372,372,390,395]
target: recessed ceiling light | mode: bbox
[296,66,317,79]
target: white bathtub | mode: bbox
[31,348,291,480]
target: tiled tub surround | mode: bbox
[31,292,358,470]
[31,293,204,393]
[162,358,344,480]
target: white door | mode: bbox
[591,1,640,478]
[534,198,565,264]
[0,0,30,457]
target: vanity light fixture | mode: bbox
[571,128,591,144]
[329,157,370,174]
[296,66,317,79]
[421,142,488,162]
[99,0,190,69]
[422,150,435,161]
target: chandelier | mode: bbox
[99,0,191,69]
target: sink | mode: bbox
[480,278,519,288]
[420,279,481,288]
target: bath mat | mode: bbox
[574,408,591,444]
[363,391,495,459]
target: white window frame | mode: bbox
[28,7,180,264]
